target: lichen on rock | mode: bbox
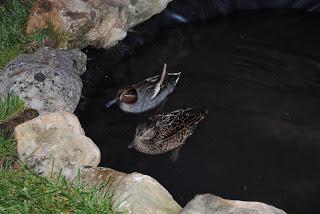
[0,47,86,114]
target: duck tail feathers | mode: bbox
[184,106,208,116]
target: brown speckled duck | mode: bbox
[105,64,181,113]
[128,108,208,158]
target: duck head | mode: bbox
[118,87,138,104]
[105,86,138,108]
[128,121,156,149]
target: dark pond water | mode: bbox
[76,10,320,214]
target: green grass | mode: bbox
[0,134,16,160]
[0,0,35,69]
[0,93,24,159]
[0,93,26,124]
[0,166,115,213]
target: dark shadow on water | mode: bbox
[76,10,320,213]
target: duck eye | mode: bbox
[125,88,137,96]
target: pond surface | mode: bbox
[76,11,320,213]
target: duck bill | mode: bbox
[105,97,119,108]
[128,139,137,149]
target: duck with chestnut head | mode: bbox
[128,107,208,160]
[105,64,181,113]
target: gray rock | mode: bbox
[112,172,182,214]
[15,111,100,177]
[0,47,86,114]
[26,0,172,49]
[182,194,287,214]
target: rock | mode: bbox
[111,172,182,214]
[0,109,39,138]
[182,194,287,214]
[63,165,126,187]
[59,166,181,214]
[0,47,86,114]
[14,111,100,176]
[26,0,172,49]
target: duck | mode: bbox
[105,64,181,113]
[128,107,208,159]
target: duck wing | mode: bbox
[133,64,169,100]
[134,75,159,88]
[133,75,159,97]
[150,108,208,141]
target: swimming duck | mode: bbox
[105,64,181,113]
[129,108,208,158]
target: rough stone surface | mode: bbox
[0,47,86,114]
[63,165,126,187]
[111,172,182,214]
[15,111,100,176]
[182,194,287,214]
[78,166,126,185]
[26,0,172,49]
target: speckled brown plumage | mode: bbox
[133,108,208,155]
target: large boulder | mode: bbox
[182,194,287,214]
[0,47,86,114]
[26,0,172,49]
[14,111,100,176]
[111,172,182,214]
